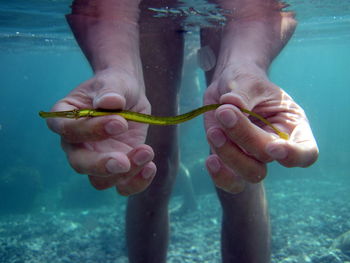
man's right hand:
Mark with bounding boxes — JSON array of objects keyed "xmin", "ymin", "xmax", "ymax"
[{"xmin": 46, "ymin": 68, "xmax": 156, "ymax": 196}]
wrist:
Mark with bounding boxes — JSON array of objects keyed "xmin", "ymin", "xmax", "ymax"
[
  {"xmin": 208, "ymin": 62, "xmax": 272, "ymax": 108},
  {"xmin": 67, "ymin": 14, "xmax": 141, "ymax": 73},
  {"xmin": 93, "ymin": 66, "xmax": 146, "ymax": 94},
  {"xmin": 212, "ymin": 59, "xmax": 269, "ymax": 84},
  {"xmin": 213, "ymin": 11, "xmax": 296, "ymax": 78},
  {"xmin": 67, "ymin": 0, "xmax": 142, "ymax": 73}
]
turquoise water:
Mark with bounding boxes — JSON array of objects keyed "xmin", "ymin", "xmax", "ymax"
[{"xmin": 1, "ymin": 1, "xmax": 350, "ymax": 262}]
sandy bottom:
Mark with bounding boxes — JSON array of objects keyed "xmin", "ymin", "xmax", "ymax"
[{"xmin": 1, "ymin": 177, "xmax": 349, "ymax": 263}]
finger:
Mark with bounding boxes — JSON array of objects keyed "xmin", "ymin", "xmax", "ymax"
[
  {"xmin": 215, "ymin": 104, "xmax": 276, "ymax": 163},
  {"xmin": 62, "ymin": 140, "xmax": 131, "ymax": 176},
  {"xmin": 206, "ymin": 155, "xmax": 245, "ymax": 194},
  {"xmin": 207, "ymin": 127, "xmax": 267, "ymax": 183},
  {"xmin": 89, "ymin": 161, "xmax": 156, "ymax": 193},
  {"xmin": 92, "ymin": 92, "xmax": 126, "ymax": 110},
  {"xmin": 266, "ymin": 121, "xmax": 319, "ymax": 167},
  {"xmin": 115, "ymin": 162, "xmax": 157, "ymax": 196},
  {"xmin": 88, "ymin": 145, "xmax": 155, "ymax": 190},
  {"xmin": 48, "ymin": 100, "xmax": 128, "ymax": 143},
  {"xmin": 53, "ymin": 116, "xmax": 128, "ymax": 143},
  {"xmin": 66, "ymin": 77, "xmax": 127, "ymax": 110}
]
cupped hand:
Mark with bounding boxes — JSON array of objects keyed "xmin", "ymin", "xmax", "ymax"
[
  {"xmin": 204, "ymin": 65, "xmax": 318, "ymax": 193},
  {"xmin": 47, "ymin": 68, "xmax": 156, "ymax": 196}
]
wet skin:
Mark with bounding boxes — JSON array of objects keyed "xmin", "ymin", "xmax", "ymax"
[{"xmin": 45, "ymin": 0, "xmax": 319, "ymax": 262}]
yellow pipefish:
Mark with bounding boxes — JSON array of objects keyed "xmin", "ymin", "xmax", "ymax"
[{"xmin": 39, "ymin": 104, "xmax": 289, "ymax": 140}]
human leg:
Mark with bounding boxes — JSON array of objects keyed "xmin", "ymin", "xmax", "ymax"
[
  {"xmin": 200, "ymin": 22, "xmax": 272, "ymax": 263},
  {"xmin": 216, "ymin": 184, "xmax": 270, "ymax": 263},
  {"xmin": 126, "ymin": 1, "xmax": 185, "ymax": 262},
  {"xmin": 200, "ymin": 1, "xmax": 299, "ymax": 261}
]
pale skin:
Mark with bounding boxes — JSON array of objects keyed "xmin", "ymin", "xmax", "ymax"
[
  {"xmin": 46, "ymin": 0, "xmax": 318, "ymax": 262},
  {"xmin": 203, "ymin": 1, "xmax": 318, "ymax": 192}
]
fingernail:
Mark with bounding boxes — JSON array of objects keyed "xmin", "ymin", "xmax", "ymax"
[
  {"xmin": 208, "ymin": 129, "xmax": 226, "ymax": 148},
  {"xmin": 266, "ymin": 145, "xmax": 287, "ymax": 159},
  {"xmin": 142, "ymin": 166, "xmax": 155, "ymax": 180},
  {"xmin": 105, "ymin": 120, "xmax": 126, "ymax": 135},
  {"xmin": 94, "ymin": 93, "xmax": 112, "ymax": 107},
  {"xmin": 106, "ymin": 159, "xmax": 128, "ymax": 174},
  {"xmin": 132, "ymin": 150, "xmax": 152, "ymax": 166},
  {"xmin": 217, "ymin": 109, "xmax": 237, "ymax": 128},
  {"xmin": 207, "ymin": 157, "xmax": 221, "ymax": 174},
  {"xmin": 93, "ymin": 92, "xmax": 124, "ymax": 109},
  {"xmin": 95, "ymin": 92, "xmax": 116, "ymax": 100}
]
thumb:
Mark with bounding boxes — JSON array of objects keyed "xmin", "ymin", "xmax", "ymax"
[
  {"xmin": 219, "ymin": 91, "xmax": 250, "ymax": 110},
  {"xmin": 93, "ymin": 92, "xmax": 126, "ymax": 110}
]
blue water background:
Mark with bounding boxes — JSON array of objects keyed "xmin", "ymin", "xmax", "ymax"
[{"xmin": 0, "ymin": 0, "xmax": 350, "ymax": 261}]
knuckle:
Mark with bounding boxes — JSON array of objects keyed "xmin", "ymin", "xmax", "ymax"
[
  {"xmin": 89, "ymin": 176, "xmax": 110, "ymax": 190},
  {"xmin": 60, "ymin": 123, "xmax": 80, "ymax": 143},
  {"xmin": 66, "ymin": 154, "xmax": 85, "ymax": 175},
  {"xmin": 258, "ymin": 154, "xmax": 274, "ymax": 163},
  {"xmin": 115, "ymin": 180, "xmax": 135, "ymax": 196},
  {"xmin": 227, "ymin": 115, "xmax": 251, "ymax": 140},
  {"xmin": 236, "ymin": 132, "xmax": 256, "ymax": 148},
  {"xmin": 116, "ymin": 187, "xmax": 131, "ymax": 196},
  {"xmin": 243, "ymin": 165, "xmax": 267, "ymax": 183}
]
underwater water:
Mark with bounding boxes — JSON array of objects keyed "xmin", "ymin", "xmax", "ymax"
[{"xmin": 1, "ymin": 0, "xmax": 350, "ymax": 262}]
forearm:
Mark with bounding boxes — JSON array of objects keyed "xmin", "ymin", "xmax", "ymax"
[
  {"xmin": 215, "ymin": 0, "xmax": 296, "ymax": 76},
  {"xmin": 66, "ymin": 0, "xmax": 142, "ymax": 73}
]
